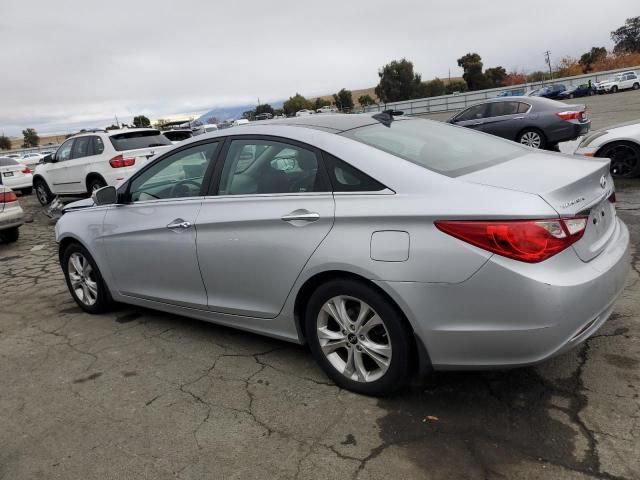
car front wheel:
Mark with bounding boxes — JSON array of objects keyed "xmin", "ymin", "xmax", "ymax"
[
  {"xmin": 34, "ymin": 179, "xmax": 53, "ymax": 206},
  {"xmin": 597, "ymin": 141, "xmax": 640, "ymax": 178},
  {"xmin": 517, "ymin": 129, "xmax": 546, "ymax": 149},
  {"xmin": 88, "ymin": 177, "xmax": 107, "ymax": 193},
  {"xmin": 611, "ymin": 86, "xmax": 619, "ymax": 93},
  {"xmin": 305, "ymin": 279, "xmax": 412, "ymax": 396},
  {"xmin": 62, "ymin": 243, "xmax": 113, "ymax": 313}
]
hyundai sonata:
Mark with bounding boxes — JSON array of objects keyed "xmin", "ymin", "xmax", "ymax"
[{"xmin": 55, "ymin": 113, "xmax": 630, "ymax": 396}]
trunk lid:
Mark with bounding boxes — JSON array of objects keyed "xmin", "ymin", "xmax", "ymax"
[
  {"xmin": 121, "ymin": 145, "xmax": 172, "ymax": 168},
  {"xmin": 460, "ymin": 152, "xmax": 615, "ymax": 262}
]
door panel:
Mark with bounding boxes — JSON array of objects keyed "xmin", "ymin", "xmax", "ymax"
[
  {"xmin": 103, "ymin": 199, "xmax": 207, "ymax": 308},
  {"xmin": 195, "ymin": 194, "xmax": 334, "ymax": 318}
]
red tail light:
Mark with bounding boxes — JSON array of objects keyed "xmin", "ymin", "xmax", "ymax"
[
  {"xmin": 0, "ymin": 191, "xmax": 18, "ymax": 203},
  {"xmin": 435, "ymin": 218, "xmax": 588, "ymax": 263},
  {"xmin": 109, "ymin": 155, "xmax": 135, "ymax": 168},
  {"xmin": 22, "ymin": 167, "xmax": 32, "ymax": 174},
  {"xmin": 556, "ymin": 111, "xmax": 581, "ymax": 120}
]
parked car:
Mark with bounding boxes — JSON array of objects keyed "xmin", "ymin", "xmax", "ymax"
[
  {"xmin": 55, "ymin": 113, "xmax": 628, "ymax": 396},
  {"xmin": 574, "ymin": 120, "xmax": 640, "ymax": 178},
  {"xmin": 193, "ymin": 125, "xmax": 219, "ymax": 136},
  {"xmin": 295, "ymin": 109, "xmax": 314, "ymax": 116},
  {"xmin": 255, "ymin": 113, "xmax": 274, "ymax": 121},
  {"xmin": 316, "ymin": 106, "xmax": 338, "ymax": 113},
  {"xmin": 162, "ymin": 129, "xmax": 193, "ymax": 144},
  {"xmin": 496, "ymin": 88, "xmax": 525, "ymax": 97},
  {"xmin": 0, "ymin": 185, "xmax": 24, "ymax": 244},
  {"xmin": 595, "ymin": 71, "xmax": 639, "ymax": 94},
  {"xmin": 0, "ymin": 157, "xmax": 33, "ymax": 195},
  {"xmin": 5, "ymin": 154, "xmax": 21, "ymax": 159},
  {"xmin": 557, "ymin": 84, "xmax": 594, "ymax": 99},
  {"xmin": 33, "ymin": 128, "xmax": 173, "ymax": 206},
  {"xmin": 529, "ymin": 84, "xmax": 567, "ymax": 99},
  {"xmin": 19, "ymin": 152, "xmax": 47, "ymax": 167},
  {"xmin": 448, "ymin": 97, "xmax": 590, "ymax": 149}
]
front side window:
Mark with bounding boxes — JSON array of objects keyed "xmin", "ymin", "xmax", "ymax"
[
  {"xmin": 56, "ymin": 139, "xmax": 74, "ymax": 162},
  {"xmin": 129, "ymin": 142, "xmax": 219, "ymax": 202},
  {"xmin": 455, "ymin": 104, "xmax": 487, "ymax": 122},
  {"xmin": 341, "ymin": 118, "xmax": 525, "ymax": 177},
  {"xmin": 218, "ymin": 139, "xmax": 328, "ymax": 195}
]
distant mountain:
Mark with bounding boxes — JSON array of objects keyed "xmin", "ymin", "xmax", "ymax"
[{"xmin": 196, "ymin": 101, "xmax": 284, "ymax": 124}]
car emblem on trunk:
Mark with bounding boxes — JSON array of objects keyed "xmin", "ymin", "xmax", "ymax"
[{"xmin": 599, "ymin": 175, "xmax": 607, "ymax": 189}]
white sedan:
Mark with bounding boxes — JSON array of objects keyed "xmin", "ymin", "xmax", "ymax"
[
  {"xmin": 574, "ymin": 121, "xmax": 640, "ymax": 178},
  {"xmin": 0, "ymin": 157, "xmax": 34, "ymax": 194},
  {"xmin": 19, "ymin": 152, "xmax": 45, "ymax": 167}
]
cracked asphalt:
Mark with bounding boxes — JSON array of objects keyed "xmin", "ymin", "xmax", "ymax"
[{"xmin": 0, "ymin": 179, "xmax": 638, "ymax": 479}]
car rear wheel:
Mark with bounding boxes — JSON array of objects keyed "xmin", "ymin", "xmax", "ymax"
[
  {"xmin": 597, "ymin": 141, "xmax": 640, "ymax": 178},
  {"xmin": 87, "ymin": 177, "xmax": 107, "ymax": 194},
  {"xmin": 0, "ymin": 227, "xmax": 19, "ymax": 244},
  {"xmin": 305, "ymin": 279, "xmax": 412, "ymax": 396},
  {"xmin": 517, "ymin": 129, "xmax": 546, "ymax": 149},
  {"xmin": 62, "ymin": 243, "xmax": 113, "ymax": 314},
  {"xmin": 34, "ymin": 178, "xmax": 53, "ymax": 206}
]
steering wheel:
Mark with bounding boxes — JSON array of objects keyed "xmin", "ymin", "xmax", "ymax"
[{"xmin": 170, "ymin": 179, "xmax": 201, "ymax": 197}]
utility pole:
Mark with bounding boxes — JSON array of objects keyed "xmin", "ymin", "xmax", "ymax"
[
  {"xmin": 544, "ymin": 50, "xmax": 553, "ymax": 81},
  {"xmin": 114, "ymin": 115, "xmax": 120, "ymax": 128}
]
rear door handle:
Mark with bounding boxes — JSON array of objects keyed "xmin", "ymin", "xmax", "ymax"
[
  {"xmin": 167, "ymin": 218, "xmax": 192, "ymax": 230},
  {"xmin": 281, "ymin": 210, "xmax": 320, "ymax": 223}
]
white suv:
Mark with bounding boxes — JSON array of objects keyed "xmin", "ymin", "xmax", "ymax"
[
  {"xmin": 33, "ymin": 128, "xmax": 173, "ymax": 206},
  {"xmin": 596, "ymin": 71, "xmax": 640, "ymax": 93}
]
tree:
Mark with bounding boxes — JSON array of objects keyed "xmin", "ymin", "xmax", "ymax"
[
  {"xmin": 357, "ymin": 94, "xmax": 376, "ymax": 106},
  {"xmin": 283, "ymin": 93, "xmax": 313, "ymax": 116},
  {"xmin": 527, "ymin": 71, "xmax": 550, "ymax": 82},
  {"xmin": 0, "ymin": 135, "xmax": 11, "ymax": 150},
  {"xmin": 242, "ymin": 110, "xmax": 255, "ymax": 120},
  {"xmin": 153, "ymin": 119, "xmax": 168, "ymax": 130},
  {"xmin": 611, "ymin": 16, "xmax": 640, "ymax": 53},
  {"xmin": 314, "ymin": 97, "xmax": 331, "ymax": 110},
  {"xmin": 579, "ymin": 47, "xmax": 607, "ymax": 72},
  {"xmin": 256, "ymin": 104, "xmax": 275, "ymax": 115},
  {"xmin": 424, "ymin": 78, "xmax": 445, "ymax": 97},
  {"xmin": 503, "ymin": 71, "xmax": 527, "ymax": 86},
  {"xmin": 555, "ymin": 56, "xmax": 583, "ymax": 78},
  {"xmin": 374, "ymin": 58, "xmax": 425, "ymax": 103},
  {"xmin": 484, "ymin": 66, "xmax": 507, "ymax": 88},
  {"xmin": 22, "ymin": 128, "xmax": 39, "ymax": 148},
  {"xmin": 457, "ymin": 53, "xmax": 486, "ymax": 91},
  {"xmin": 132, "ymin": 115, "xmax": 151, "ymax": 128},
  {"xmin": 105, "ymin": 124, "xmax": 119, "ymax": 130},
  {"xmin": 333, "ymin": 88, "xmax": 354, "ymax": 112},
  {"xmin": 445, "ymin": 80, "xmax": 468, "ymax": 95}
]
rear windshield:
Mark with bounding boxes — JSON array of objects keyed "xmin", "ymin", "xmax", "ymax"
[
  {"xmin": 340, "ymin": 118, "xmax": 525, "ymax": 177},
  {"xmin": 0, "ymin": 158, "xmax": 19, "ymax": 166},
  {"xmin": 163, "ymin": 131, "xmax": 192, "ymax": 142},
  {"xmin": 109, "ymin": 130, "xmax": 172, "ymax": 151}
]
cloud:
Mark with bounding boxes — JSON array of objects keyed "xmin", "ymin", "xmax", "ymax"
[{"xmin": 1, "ymin": 0, "xmax": 636, "ymax": 136}]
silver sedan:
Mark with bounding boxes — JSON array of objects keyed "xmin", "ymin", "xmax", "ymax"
[{"xmin": 55, "ymin": 113, "xmax": 630, "ymax": 396}]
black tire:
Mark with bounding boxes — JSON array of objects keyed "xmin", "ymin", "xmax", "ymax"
[
  {"xmin": 305, "ymin": 279, "xmax": 412, "ymax": 396},
  {"xmin": 34, "ymin": 178, "xmax": 53, "ymax": 206},
  {"xmin": 61, "ymin": 243, "xmax": 113, "ymax": 314},
  {"xmin": 568, "ymin": 93, "xmax": 574, "ymax": 99},
  {"xmin": 517, "ymin": 128, "xmax": 547, "ymax": 149},
  {"xmin": 633, "ymin": 83, "xmax": 640, "ymax": 90},
  {"xmin": 20, "ymin": 187, "xmax": 33, "ymax": 195},
  {"xmin": 596, "ymin": 141, "xmax": 640, "ymax": 178},
  {"xmin": 611, "ymin": 85, "xmax": 618, "ymax": 93},
  {"xmin": 0, "ymin": 227, "xmax": 19, "ymax": 244},
  {"xmin": 87, "ymin": 176, "xmax": 107, "ymax": 193}
]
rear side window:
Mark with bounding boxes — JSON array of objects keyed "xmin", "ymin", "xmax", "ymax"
[
  {"xmin": 92, "ymin": 136, "xmax": 105, "ymax": 155},
  {"xmin": 322, "ymin": 153, "xmax": 385, "ymax": 192},
  {"xmin": 109, "ymin": 130, "xmax": 171, "ymax": 151},
  {"xmin": 487, "ymin": 102, "xmax": 520, "ymax": 117},
  {"xmin": 71, "ymin": 136, "xmax": 91, "ymax": 159},
  {"xmin": 341, "ymin": 118, "xmax": 526, "ymax": 177}
]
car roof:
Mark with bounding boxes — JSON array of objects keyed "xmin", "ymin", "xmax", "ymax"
[{"xmin": 259, "ymin": 113, "xmax": 382, "ymax": 133}]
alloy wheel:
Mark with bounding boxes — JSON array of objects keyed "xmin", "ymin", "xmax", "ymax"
[
  {"xmin": 316, "ymin": 295, "xmax": 391, "ymax": 383},
  {"xmin": 68, "ymin": 252, "xmax": 98, "ymax": 306},
  {"xmin": 602, "ymin": 143, "xmax": 640, "ymax": 178},
  {"xmin": 519, "ymin": 131, "xmax": 542, "ymax": 148},
  {"xmin": 36, "ymin": 184, "xmax": 49, "ymax": 205}
]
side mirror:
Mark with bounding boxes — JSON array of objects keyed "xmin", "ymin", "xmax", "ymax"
[
  {"xmin": 43, "ymin": 154, "xmax": 53, "ymax": 163},
  {"xmin": 92, "ymin": 186, "xmax": 117, "ymax": 206}
]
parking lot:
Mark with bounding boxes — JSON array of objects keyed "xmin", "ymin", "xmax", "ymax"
[{"xmin": 1, "ymin": 89, "xmax": 640, "ymax": 478}]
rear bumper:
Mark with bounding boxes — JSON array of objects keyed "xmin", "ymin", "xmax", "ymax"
[
  {"xmin": 376, "ymin": 217, "xmax": 630, "ymax": 369},
  {"xmin": 0, "ymin": 204, "xmax": 25, "ymax": 230},
  {"xmin": 547, "ymin": 121, "xmax": 591, "ymax": 144},
  {"xmin": 3, "ymin": 174, "xmax": 33, "ymax": 190}
]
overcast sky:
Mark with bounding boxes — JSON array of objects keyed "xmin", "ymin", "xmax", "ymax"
[{"xmin": 1, "ymin": 0, "xmax": 637, "ymax": 137}]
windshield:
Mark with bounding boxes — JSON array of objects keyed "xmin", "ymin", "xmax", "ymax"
[
  {"xmin": 340, "ymin": 118, "xmax": 526, "ymax": 177},
  {"xmin": 109, "ymin": 130, "xmax": 172, "ymax": 151}
]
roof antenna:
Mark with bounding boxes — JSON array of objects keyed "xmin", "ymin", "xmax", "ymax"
[{"xmin": 371, "ymin": 109, "xmax": 404, "ymax": 127}]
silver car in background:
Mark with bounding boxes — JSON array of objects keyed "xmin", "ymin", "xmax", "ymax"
[
  {"xmin": 0, "ymin": 185, "xmax": 24, "ymax": 243},
  {"xmin": 55, "ymin": 113, "xmax": 629, "ymax": 396}
]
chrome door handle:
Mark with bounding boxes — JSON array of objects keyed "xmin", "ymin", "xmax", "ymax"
[
  {"xmin": 167, "ymin": 219, "xmax": 192, "ymax": 230},
  {"xmin": 281, "ymin": 210, "xmax": 320, "ymax": 223},
  {"xmin": 513, "ymin": 116, "xmax": 524, "ymax": 120}
]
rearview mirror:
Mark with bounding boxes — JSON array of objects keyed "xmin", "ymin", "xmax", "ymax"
[{"xmin": 92, "ymin": 186, "xmax": 117, "ymax": 206}]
